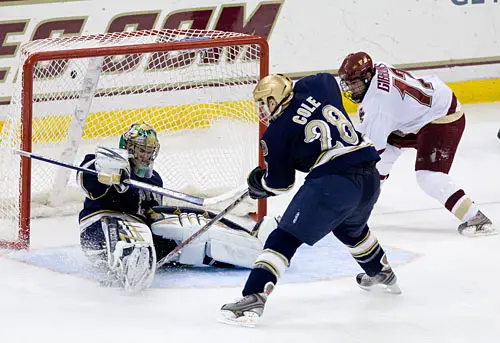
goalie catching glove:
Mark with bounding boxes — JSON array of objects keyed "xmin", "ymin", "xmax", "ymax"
[
  {"xmin": 247, "ymin": 166, "xmax": 275, "ymax": 199},
  {"xmin": 95, "ymin": 147, "xmax": 131, "ymax": 192}
]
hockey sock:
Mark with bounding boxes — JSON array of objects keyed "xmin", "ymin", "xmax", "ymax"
[
  {"xmin": 416, "ymin": 170, "xmax": 479, "ymax": 222},
  {"xmin": 242, "ymin": 228, "xmax": 302, "ymax": 296},
  {"xmin": 334, "ymin": 225, "xmax": 387, "ymax": 277},
  {"xmin": 444, "ymin": 189, "xmax": 480, "ymax": 222}
]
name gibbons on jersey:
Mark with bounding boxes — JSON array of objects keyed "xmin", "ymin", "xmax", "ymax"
[
  {"xmin": 260, "ymin": 73, "xmax": 379, "ymax": 195},
  {"xmin": 376, "ymin": 63, "xmax": 391, "ymax": 93}
]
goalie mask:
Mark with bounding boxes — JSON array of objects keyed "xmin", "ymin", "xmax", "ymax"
[
  {"xmin": 119, "ymin": 122, "xmax": 160, "ymax": 178},
  {"xmin": 253, "ymin": 74, "xmax": 294, "ymax": 126},
  {"xmin": 339, "ymin": 51, "xmax": 374, "ymax": 104}
]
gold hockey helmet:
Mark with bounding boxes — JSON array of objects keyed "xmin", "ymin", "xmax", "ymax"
[{"xmin": 253, "ymin": 74, "xmax": 294, "ymax": 125}]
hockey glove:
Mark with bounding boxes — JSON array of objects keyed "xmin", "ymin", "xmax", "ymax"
[
  {"xmin": 387, "ymin": 131, "xmax": 417, "ymax": 149},
  {"xmin": 95, "ymin": 147, "xmax": 131, "ymax": 193},
  {"xmin": 247, "ymin": 166, "xmax": 275, "ymax": 199}
]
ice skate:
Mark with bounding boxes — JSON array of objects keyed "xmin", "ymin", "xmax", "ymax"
[
  {"xmin": 217, "ymin": 282, "xmax": 274, "ymax": 327},
  {"xmin": 356, "ymin": 267, "xmax": 401, "ymax": 294},
  {"xmin": 458, "ymin": 211, "xmax": 497, "ymax": 237}
]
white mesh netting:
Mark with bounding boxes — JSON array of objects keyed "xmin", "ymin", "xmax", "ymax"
[{"xmin": 0, "ymin": 29, "xmax": 265, "ymax": 244}]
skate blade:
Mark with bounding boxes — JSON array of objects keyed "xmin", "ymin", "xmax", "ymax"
[
  {"xmin": 359, "ymin": 283, "xmax": 402, "ymax": 295},
  {"xmin": 217, "ymin": 310, "xmax": 259, "ymax": 328},
  {"xmin": 459, "ymin": 226, "xmax": 498, "ymax": 237}
]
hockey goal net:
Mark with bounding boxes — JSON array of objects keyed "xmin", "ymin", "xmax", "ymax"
[{"xmin": 0, "ymin": 29, "xmax": 269, "ymax": 249}]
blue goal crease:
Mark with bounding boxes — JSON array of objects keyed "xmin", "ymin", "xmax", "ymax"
[{"xmin": 7, "ymin": 235, "xmax": 415, "ymax": 289}]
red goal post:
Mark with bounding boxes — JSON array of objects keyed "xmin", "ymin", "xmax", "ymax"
[{"xmin": 0, "ymin": 29, "xmax": 269, "ymax": 249}]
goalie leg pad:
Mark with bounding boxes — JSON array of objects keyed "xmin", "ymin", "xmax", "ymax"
[
  {"xmin": 80, "ymin": 220, "xmax": 109, "ymax": 268},
  {"xmin": 151, "ymin": 211, "xmax": 272, "ymax": 268},
  {"xmin": 98, "ymin": 216, "xmax": 156, "ymax": 292},
  {"xmin": 208, "ymin": 215, "xmax": 280, "ymax": 268},
  {"xmin": 207, "ymin": 226, "xmax": 263, "ymax": 269},
  {"xmin": 151, "ymin": 213, "xmax": 208, "ymax": 265},
  {"xmin": 151, "ymin": 213, "xmax": 210, "ymax": 242}
]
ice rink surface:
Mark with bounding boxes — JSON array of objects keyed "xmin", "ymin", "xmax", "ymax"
[{"xmin": 1, "ymin": 103, "xmax": 499, "ymax": 343}]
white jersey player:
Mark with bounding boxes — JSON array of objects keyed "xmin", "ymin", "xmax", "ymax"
[{"xmin": 338, "ymin": 52, "xmax": 496, "ymax": 236}]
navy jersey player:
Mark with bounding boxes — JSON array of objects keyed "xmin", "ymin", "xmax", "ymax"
[
  {"xmin": 218, "ymin": 73, "xmax": 401, "ymax": 327},
  {"xmin": 78, "ymin": 122, "xmax": 162, "ymax": 291},
  {"xmin": 78, "ymin": 122, "xmax": 274, "ymax": 291}
]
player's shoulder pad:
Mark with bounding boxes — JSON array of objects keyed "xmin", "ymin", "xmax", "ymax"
[
  {"xmin": 318, "ymin": 72, "xmax": 341, "ymax": 92},
  {"xmin": 294, "ymin": 72, "xmax": 338, "ymax": 95},
  {"xmin": 316, "ymin": 72, "xmax": 335, "ymax": 81},
  {"xmin": 374, "ymin": 60, "xmax": 394, "ymax": 69}
]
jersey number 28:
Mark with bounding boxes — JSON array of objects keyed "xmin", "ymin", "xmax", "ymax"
[{"xmin": 304, "ymin": 105, "xmax": 359, "ymax": 150}]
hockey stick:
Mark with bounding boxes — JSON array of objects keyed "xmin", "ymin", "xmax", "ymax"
[
  {"xmin": 14, "ymin": 149, "xmax": 246, "ymax": 207},
  {"xmin": 156, "ymin": 190, "xmax": 249, "ymax": 268}
]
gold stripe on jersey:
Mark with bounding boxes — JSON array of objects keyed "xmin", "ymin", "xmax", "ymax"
[
  {"xmin": 78, "ymin": 158, "xmax": 110, "ymax": 200},
  {"xmin": 431, "ymin": 111, "xmax": 464, "ymax": 125},
  {"xmin": 392, "ymin": 129, "xmax": 420, "ymax": 136},
  {"xmin": 79, "ymin": 175, "xmax": 110, "ymax": 200},
  {"xmin": 262, "ymin": 178, "xmax": 294, "ymax": 195},
  {"xmin": 311, "ymin": 141, "xmax": 374, "ymax": 171}
]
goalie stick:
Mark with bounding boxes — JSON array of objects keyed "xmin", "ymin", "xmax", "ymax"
[
  {"xmin": 14, "ymin": 149, "xmax": 247, "ymax": 207},
  {"xmin": 155, "ymin": 189, "xmax": 249, "ymax": 268}
]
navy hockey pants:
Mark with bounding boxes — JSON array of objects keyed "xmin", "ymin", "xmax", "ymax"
[{"xmin": 278, "ymin": 162, "xmax": 380, "ymax": 246}]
